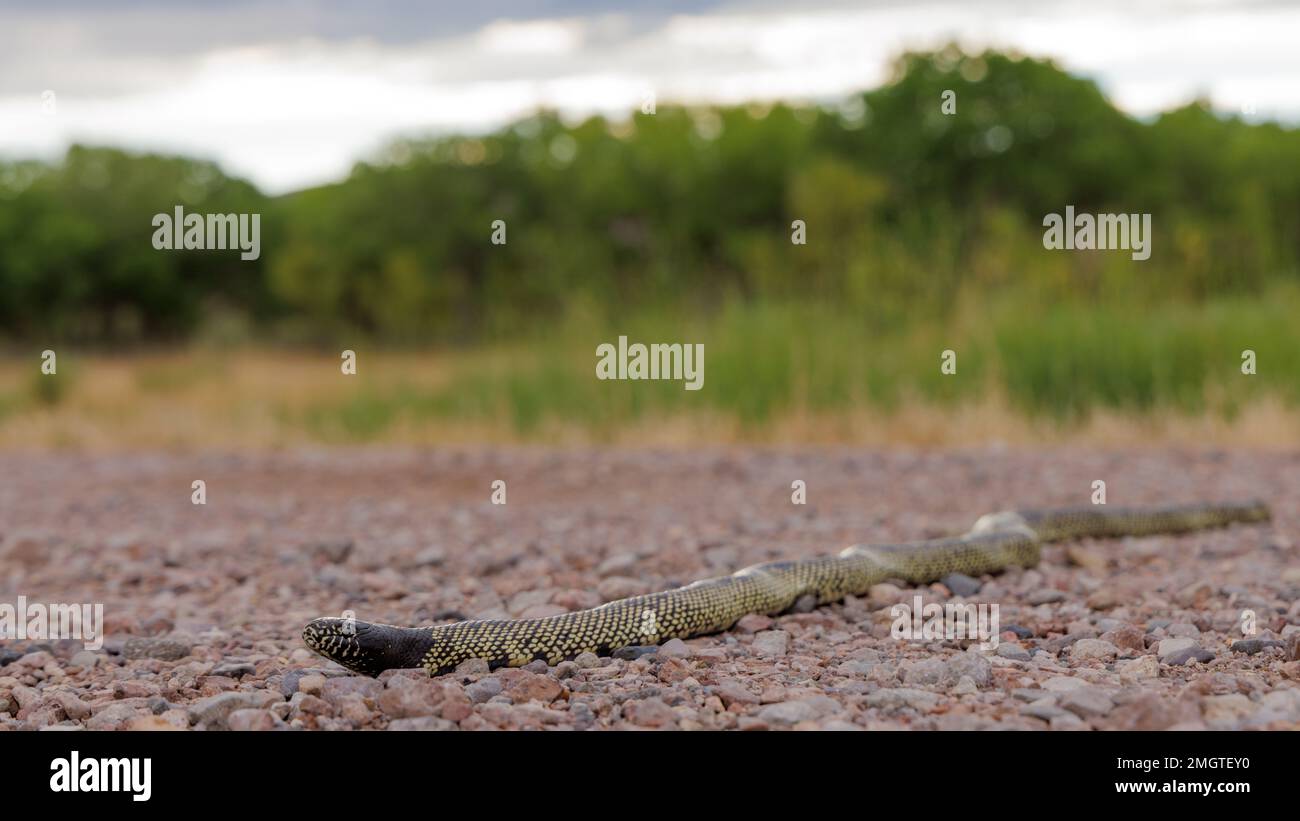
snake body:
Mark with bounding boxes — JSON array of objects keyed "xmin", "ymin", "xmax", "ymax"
[{"xmin": 303, "ymin": 501, "xmax": 1270, "ymax": 677}]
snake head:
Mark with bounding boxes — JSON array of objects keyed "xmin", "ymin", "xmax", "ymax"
[{"xmin": 302, "ymin": 617, "xmax": 429, "ymax": 677}]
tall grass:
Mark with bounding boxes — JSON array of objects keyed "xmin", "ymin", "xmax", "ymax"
[{"xmin": 291, "ymin": 286, "xmax": 1300, "ymax": 439}]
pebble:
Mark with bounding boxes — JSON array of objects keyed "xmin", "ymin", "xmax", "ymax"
[
  {"xmin": 1156, "ymin": 638, "xmax": 1198, "ymax": 661},
  {"xmin": 1070, "ymin": 639, "xmax": 1118, "ymax": 661},
  {"xmin": 941, "ymin": 573, "xmax": 982, "ymax": 597},
  {"xmin": 1165, "ymin": 647, "xmax": 1216, "ymax": 666},
  {"xmin": 657, "ymin": 638, "xmax": 691, "ymax": 658},
  {"xmin": 751, "ymin": 630, "xmax": 790, "ymax": 657},
  {"xmin": 1231, "ymin": 639, "xmax": 1285, "ymax": 655},
  {"xmin": 187, "ymin": 691, "xmax": 282, "ymax": 729},
  {"xmin": 123, "ymin": 636, "xmax": 192, "ymax": 661},
  {"xmin": 996, "ymin": 643, "xmax": 1032, "ymax": 661},
  {"xmin": 573, "ymin": 652, "xmax": 602, "ymax": 669},
  {"xmin": 1027, "ymin": 588, "xmax": 1066, "ymax": 605},
  {"xmin": 865, "ymin": 688, "xmax": 939, "ymax": 712},
  {"xmin": 1059, "ymin": 687, "xmax": 1114, "ymax": 718},
  {"xmin": 612, "ymin": 645, "xmax": 658, "ymax": 661},
  {"xmin": 623, "ymin": 697, "xmax": 677, "ymax": 728},
  {"xmin": 505, "ymin": 672, "xmax": 562, "ymax": 704},
  {"xmin": 465, "ymin": 678, "xmax": 503, "ymax": 704}
]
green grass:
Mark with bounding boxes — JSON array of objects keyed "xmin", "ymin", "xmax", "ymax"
[{"xmin": 291, "ymin": 286, "xmax": 1300, "ymax": 440}]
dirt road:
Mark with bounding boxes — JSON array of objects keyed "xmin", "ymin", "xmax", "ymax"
[{"xmin": 2, "ymin": 447, "xmax": 1297, "ymax": 730}]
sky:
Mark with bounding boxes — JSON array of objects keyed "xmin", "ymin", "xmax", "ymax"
[{"xmin": 1, "ymin": 0, "xmax": 1296, "ymax": 193}]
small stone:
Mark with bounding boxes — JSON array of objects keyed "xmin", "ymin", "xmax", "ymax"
[
  {"xmin": 312, "ymin": 538, "xmax": 354, "ymax": 563},
  {"xmin": 941, "ymin": 573, "xmax": 982, "ymax": 597},
  {"xmin": 227, "ymin": 709, "xmax": 281, "ymax": 731},
  {"xmin": 757, "ymin": 696, "xmax": 838, "ymax": 726},
  {"xmin": 211, "ymin": 663, "xmax": 255, "ymax": 679},
  {"xmin": 123, "ymin": 636, "xmax": 192, "ymax": 661},
  {"xmin": 950, "ymin": 675, "xmax": 978, "ymax": 696},
  {"xmin": 1166, "ymin": 647, "xmax": 1216, "ymax": 666},
  {"xmin": 573, "ymin": 652, "xmax": 601, "ymax": 669},
  {"xmin": 388, "ymin": 716, "xmax": 458, "ymax": 731},
  {"xmin": 554, "ymin": 661, "xmax": 578, "ymax": 679},
  {"xmin": 612, "ymin": 645, "xmax": 658, "ymax": 661},
  {"xmin": 1070, "ymin": 639, "xmax": 1119, "ymax": 661},
  {"xmin": 298, "ymin": 674, "xmax": 327, "ymax": 695},
  {"xmin": 1001, "ymin": 624, "xmax": 1034, "ymax": 640},
  {"xmin": 1118, "ymin": 656, "xmax": 1160, "ymax": 682},
  {"xmin": 792, "ymin": 594, "xmax": 818, "ymax": 613},
  {"xmin": 623, "ymin": 697, "xmax": 677, "ymax": 728},
  {"xmin": 714, "ymin": 680, "xmax": 760, "ymax": 706},
  {"xmin": 735, "ymin": 614, "xmax": 774, "ymax": 633},
  {"xmin": 1156, "ymin": 638, "xmax": 1198, "ymax": 662},
  {"xmin": 1020, "ymin": 698, "xmax": 1066, "ymax": 721},
  {"xmin": 996, "ymin": 643, "xmax": 1031, "ymax": 661},
  {"xmin": 1060, "ymin": 687, "xmax": 1114, "ymax": 718},
  {"xmin": 408, "ymin": 546, "xmax": 446, "ymax": 567},
  {"xmin": 596, "ymin": 552, "xmax": 639, "ymax": 577},
  {"xmin": 1027, "ymin": 588, "xmax": 1066, "ymax": 605},
  {"xmin": 751, "ymin": 630, "xmax": 790, "ymax": 657},
  {"xmin": 505, "ymin": 672, "xmax": 561, "ymax": 703},
  {"xmin": 1041, "ymin": 676, "xmax": 1088, "ymax": 693},
  {"xmin": 944, "ymin": 653, "xmax": 992, "ymax": 688},
  {"xmin": 187, "ymin": 691, "xmax": 282, "ymax": 729},
  {"xmin": 1067, "ymin": 546, "xmax": 1108, "ymax": 574},
  {"xmin": 864, "ymin": 688, "xmax": 939, "ymax": 713},
  {"xmin": 1232, "ymin": 639, "xmax": 1285, "ymax": 655},
  {"xmin": 657, "ymin": 638, "xmax": 691, "ymax": 659},
  {"xmin": 454, "ymin": 658, "xmax": 491, "ymax": 676},
  {"xmin": 68, "ymin": 651, "xmax": 101, "ymax": 669},
  {"xmin": 465, "ymin": 678, "xmax": 503, "ymax": 704}
]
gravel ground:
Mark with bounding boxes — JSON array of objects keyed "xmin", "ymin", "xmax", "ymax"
[{"xmin": 1, "ymin": 446, "xmax": 1298, "ymax": 731}]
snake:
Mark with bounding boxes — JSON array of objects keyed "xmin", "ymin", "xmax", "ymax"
[{"xmin": 302, "ymin": 500, "xmax": 1270, "ymax": 677}]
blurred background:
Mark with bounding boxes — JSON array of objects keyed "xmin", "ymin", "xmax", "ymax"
[{"xmin": 1, "ymin": 0, "xmax": 1298, "ymax": 448}]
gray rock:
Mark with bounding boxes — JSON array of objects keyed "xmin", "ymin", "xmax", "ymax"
[
  {"xmin": 613, "ymin": 645, "xmax": 658, "ymax": 661},
  {"xmin": 1232, "ymin": 639, "xmax": 1286, "ymax": 655},
  {"xmin": 901, "ymin": 658, "xmax": 947, "ymax": 687},
  {"xmin": 945, "ymin": 653, "xmax": 992, "ymax": 688},
  {"xmin": 388, "ymin": 716, "xmax": 459, "ymax": 731},
  {"xmin": 996, "ymin": 643, "xmax": 1032, "ymax": 661},
  {"xmin": 573, "ymin": 652, "xmax": 602, "ymax": 669},
  {"xmin": 751, "ymin": 630, "xmax": 790, "ymax": 657},
  {"xmin": 1156, "ymin": 637, "xmax": 1198, "ymax": 661},
  {"xmin": 465, "ymin": 678, "xmax": 503, "ymax": 704},
  {"xmin": 657, "ymin": 638, "xmax": 691, "ymax": 658},
  {"xmin": 757, "ymin": 696, "xmax": 839, "ymax": 726},
  {"xmin": 123, "ymin": 636, "xmax": 192, "ymax": 661},
  {"xmin": 312, "ymin": 538, "xmax": 354, "ymax": 564},
  {"xmin": 942, "ymin": 573, "xmax": 982, "ymax": 597},
  {"xmin": 865, "ymin": 687, "xmax": 939, "ymax": 712},
  {"xmin": 1020, "ymin": 698, "xmax": 1066, "ymax": 721},
  {"xmin": 1060, "ymin": 687, "xmax": 1115, "ymax": 718},
  {"xmin": 1165, "ymin": 647, "xmax": 1216, "ymax": 666},
  {"xmin": 1027, "ymin": 588, "xmax": 1066, "ymax": 605},
  {"xmin": 187, "ymin": 691, "xmax": 282, "ymax": 729},
  {"xmin": 1070, "ymin": 639, "xmax": 1119, "ymax": 661},
  {"xmin": 211, "ymin": 662, "xmax": 256, "ymax": 679}
]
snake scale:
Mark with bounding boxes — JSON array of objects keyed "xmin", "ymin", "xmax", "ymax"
[{"xmin": 303, "ymin": 500, "xmax": 1270, "ymax": 676}]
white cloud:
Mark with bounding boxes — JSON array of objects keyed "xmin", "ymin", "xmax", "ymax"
[{"xmin": 1, "ymin": 0, "xmax": 1295, "ymax": 192}]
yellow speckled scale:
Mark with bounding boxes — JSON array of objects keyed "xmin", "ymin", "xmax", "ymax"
[{"xmin": 303, "ymin": 501, "xmax": 1269, "ymax": 677}]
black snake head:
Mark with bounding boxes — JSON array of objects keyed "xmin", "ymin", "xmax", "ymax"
[{"xmin": 302, "ymin": 617, "xmax": 431, "ymax": 677}]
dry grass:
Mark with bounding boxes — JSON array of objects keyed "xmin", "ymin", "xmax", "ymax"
[{"xmin": 0, "ymin": 350, "xmax": 1295, "ymax": 451}]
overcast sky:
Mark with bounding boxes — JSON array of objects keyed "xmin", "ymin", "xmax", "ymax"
[{"xmin": 1, "ymin": 0, "xmax": 1296, "ymax": 193}]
